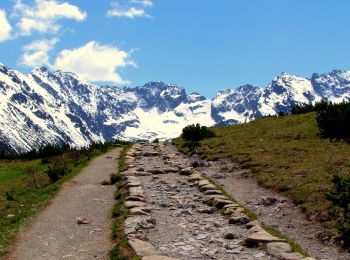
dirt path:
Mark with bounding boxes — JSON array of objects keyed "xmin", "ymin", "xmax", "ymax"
[
  {"xmin": 199, "ymin": 159, "xmax": 350, "ymax": 260},
  {"xmin": 6, "ymin": 148, "xmax": 119, "ymax": 260}
]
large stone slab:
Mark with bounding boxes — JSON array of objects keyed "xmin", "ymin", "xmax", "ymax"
[
  {"xmin": 188, "ymin": 174, "xmax": 203, "ymax": 183},
  {"xmin": 129, "ymin": 238, "xmax": 157, "ymax": 256},
  {"xmin": 125, "ymin": 201, "xmax": 146, "ymax": 209},
  {"xmin": 212, "ymin": 198, "xmax": 233, "ymax": 209},
  {"xmin": 203, "ymin": 189, "xmax": 222, "ymax": 195},
  {"xmin": 279, "ymin": 252, "xmax": 304, "ymax": 260},
  {"xmin": 229, "ymin": 213, "xmax": 250, "ymax": 225},
  {"xmin": 163, "ymin": 167, "xmax": 179, "ymax": 173},
  {"xmin": 142, "ymin": 256, "xmax": 179, "ymax": 260},
  {"xmin": 199, "ymin": 184, "xmax": 218, "ymax": 192},
  {"xmin": 148, "ymin": 169, "xmax": 166, "ymax": 175},
  {"xmin": 266, "ymin": 242, "xmax": 292, "ymax": 256},
  {"xmin": 245, "ymin": 231, "xmax": 285, "ymax": 246},
  {"xmin": 197, "ymin": 180, "xmax": 211, "ymax": 187}
]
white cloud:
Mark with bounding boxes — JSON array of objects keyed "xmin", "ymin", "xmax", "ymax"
[
  {"xmin": 52, "ymin": 41, "xmax": 135, "ymax": 84},
  {"xmin": 0, "ymin": 9, "xmax": 12, "ymax": 42},
  {"xmin": 20, "ymin": 38, "xmax": 58, "ymax": 67},
  {"xmin": 13, "ymin": 0, "xmax": 87, "ymax": 36},
  {"xmin": 107, "ymin": 0, "xmax": 153, "ymax": 19},
  {"xmin": 130, "ymin": 0, "xmax": 153, "ymax": 7},
  {"xmin": 107, "ymin": 7, "xmax": 150, "ymax": 19}
]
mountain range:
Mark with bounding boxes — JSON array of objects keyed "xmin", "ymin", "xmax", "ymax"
[{"xmin": 0, "ymin": 62, "xmax": 349, "ymax": 154}]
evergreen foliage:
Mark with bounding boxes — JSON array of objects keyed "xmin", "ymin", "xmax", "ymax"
[
  {"xmin": 182, "ymin": 123, "xmax": 216, "ymax": 142},
  {"xmin": 316, "ymin": 101, "xmax": 350, "ymax": 139},
  {"xmin": 326, "ymin": 175, "xmax": 350, "ymax": 246}
]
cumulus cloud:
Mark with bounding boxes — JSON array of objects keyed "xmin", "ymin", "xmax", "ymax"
[
  {"xmin": 13, "ymin": 0, "xmax": 87, "ymax": 36},
  {"xmin": 0, "ymin": 9, "xmax": 12, "ymax": 42},
  {"xmin": 107, "ymin": 1, "xmax": 152, "ymax": 19},
  {"xmin": 52, "ymin": 41, "xmax": 135, "ymax": 84},
  {"xmin": 20, "ymin": 38, "xmax": 58, "ymax": 67}
]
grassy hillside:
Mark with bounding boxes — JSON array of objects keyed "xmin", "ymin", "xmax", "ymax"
[{"xmin": 174, "ymin": 112, "xmax": 350, "ymax": 227}]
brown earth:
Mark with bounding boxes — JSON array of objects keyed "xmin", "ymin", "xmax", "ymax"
[{"xmin": 5, "ymin": 148, "xmax": 119, "ymax": 260}]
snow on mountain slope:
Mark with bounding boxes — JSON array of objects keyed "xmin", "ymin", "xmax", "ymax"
[
  {"xmin": 311, "ymin": 70, "xmax": 350, "ymax": 102},
  {"xmin": 0, "ymin": 62, "xmax": 350, "ymax": 153},
  {"xmin": 258, "ymin": 72, "xmax": 321, "ymax": 116}
]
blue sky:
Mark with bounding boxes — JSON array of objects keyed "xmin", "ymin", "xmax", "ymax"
[{"xmin": 0, "ymin": 0, "xmax": 349, "ymax": 97}]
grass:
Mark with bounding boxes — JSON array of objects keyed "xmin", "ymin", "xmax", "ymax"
[
  {"xmin": 174, "ymin": 112, "xmax": 350, "ymax": 230},
  {"xmin": 0, "ymin": 149, "xmax": 111, "ymax": 257},
  {"xmin": 110, "ymin": 144, "xmax": 140, "ymax": 260}
]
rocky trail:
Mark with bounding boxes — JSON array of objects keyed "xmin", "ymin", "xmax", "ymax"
[
  {"xmin": 6, "ymin": 148, "xmax": 120, "ymax": 260},
  {"xmin": 121, "ymin": 142, "xmax": 336, "ymax": 260}
]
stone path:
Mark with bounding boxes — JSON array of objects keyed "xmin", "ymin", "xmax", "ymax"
[
  {"xmin": 122, "ymin": 143, "xmax": 316, "ymax": 260},
  {"xmin": 6, "ymin": 148, "xmax": 120, "ymax": 260}
]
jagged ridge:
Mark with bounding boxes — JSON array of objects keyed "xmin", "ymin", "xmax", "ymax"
[{"xmin": 0, "ymin": 62, "xmax": 349, "ymax": 153}]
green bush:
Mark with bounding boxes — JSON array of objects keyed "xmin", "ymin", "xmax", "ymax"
[
  {"xmin": 316, "ymin": 101, "xmax": 350, "ymax": 139},
  {"xmin": 182, "ymin": 123, "xmax": 215, "ymax": 142},
  {"xmin": 45, "ymin": 160, "xmax": 70, "ymax": 182},
  {"xmin": 326, "ymin": 175, "xmax": 350, "ymax": 247}
]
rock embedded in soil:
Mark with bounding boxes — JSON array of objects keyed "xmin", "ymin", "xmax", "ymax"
[
  {"xmin": 229, "ymin": 214, "xmax": 250, "ymax": 225},
  {"xmin": 128, "ymin": 238, "xmax": 158, "ymax": 256},
  {"xmin": 266, "ymin": 242, "xmax": 292, "ymax": 256},
  {"xmin": 245, "ymin": 231, "xmax": 285, "ymax": 246},
  {"xmin": 125, "ymin": 201, "xmax": 146, "ymax": 209},
  {"xmin": 279, "ymin": 252, "xmax": 304, "ymax": 260},
  {"xmin": 143, "ymin": 255, "xmax": 180, "ymax": 260}
]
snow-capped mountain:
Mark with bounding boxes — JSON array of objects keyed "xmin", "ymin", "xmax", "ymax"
[{"xmin": 0, "ymin": 62, "xmax": 349, "ymax": 153}]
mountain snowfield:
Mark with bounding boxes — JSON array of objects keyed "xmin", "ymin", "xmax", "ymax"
[{"xmin": 0, "ymin": 62, "xmax": 350, "ymax": 153}]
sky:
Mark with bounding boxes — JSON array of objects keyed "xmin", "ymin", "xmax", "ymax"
[{"xmin": 0, "ymin": 0, "xmax": 349, "ymax": 98}]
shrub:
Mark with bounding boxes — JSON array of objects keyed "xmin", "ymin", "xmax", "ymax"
[
  {"xmin": 45, "ymin": 159, "xmax": 70, "ymax": 183},
  {"xmin": 326, "ymin": 175, "xmax": 350, "ymax": 246},
  {"xmin": 182, "ymin": 124, "xmax": 216, "ymax": 142},
  {"xmin": 316, "ymin": 101, "xmax": 350, "ymax": 139}
]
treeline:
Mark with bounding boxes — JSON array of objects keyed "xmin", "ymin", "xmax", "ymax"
[
  {"xmin": 0, "ymin": 139, "xmax": 130, "ymax": 183},
  {"xmin": 0, "ymin": 140, "xmax": 130, "ymax": 160},
  {"xmin": 291, "ymin": 100, "xmax": 350, "ymax": 139}
]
